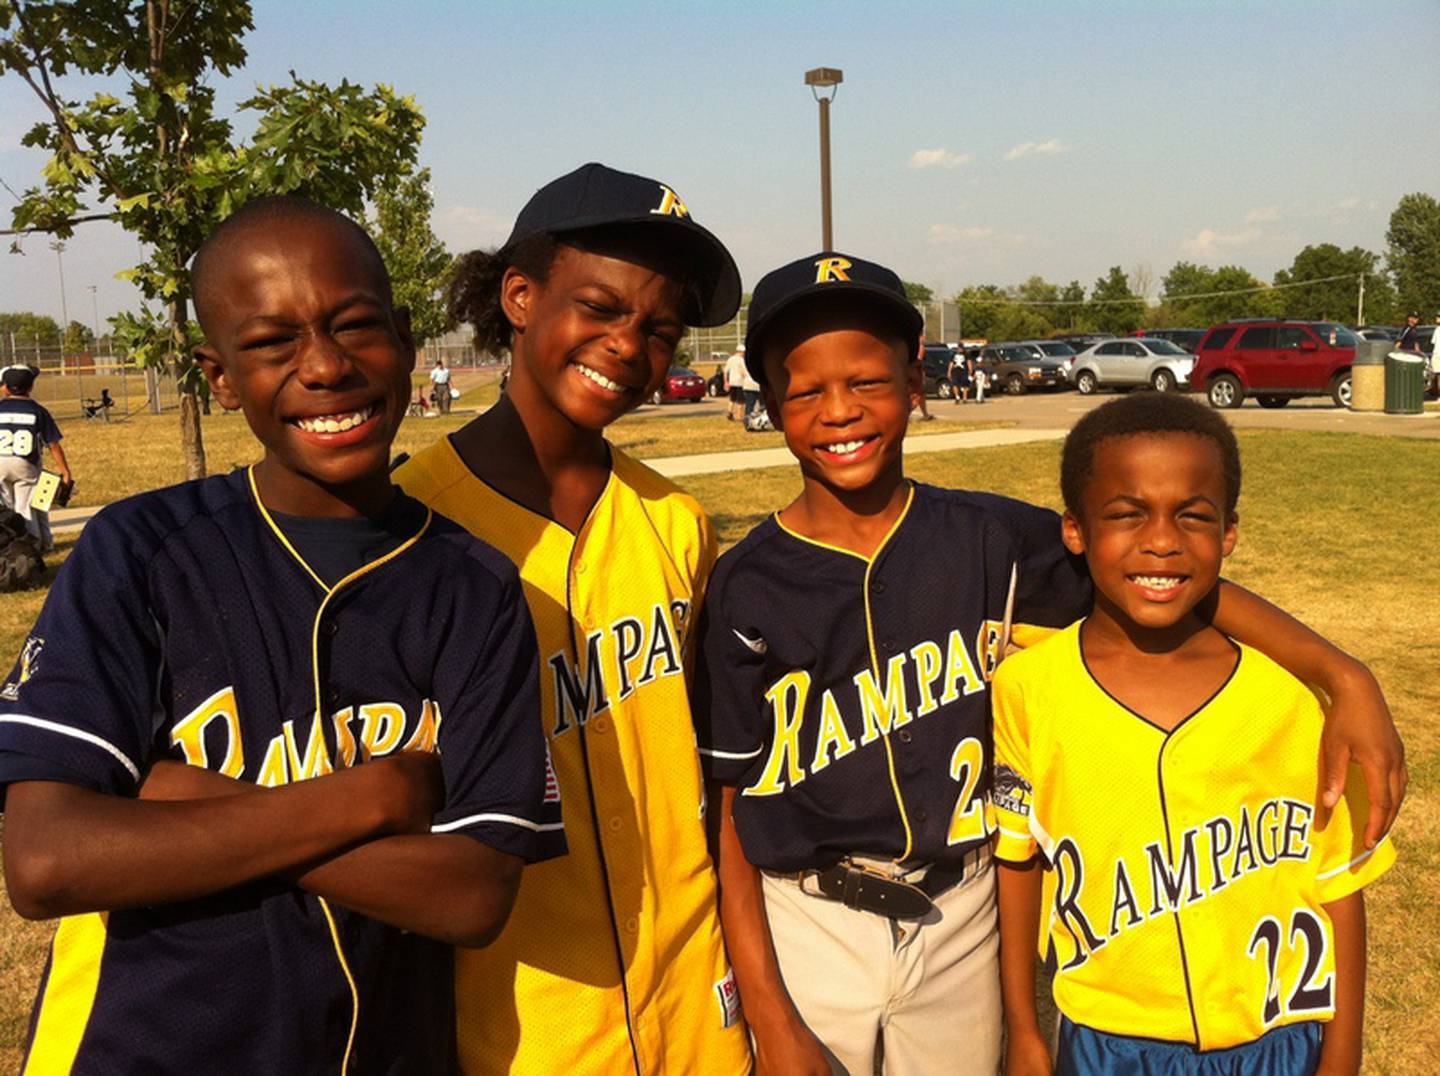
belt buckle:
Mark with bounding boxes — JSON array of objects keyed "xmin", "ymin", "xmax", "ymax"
[{"xmin": 816, "ymin": 858, "xmax": 936, "ymax": 919}]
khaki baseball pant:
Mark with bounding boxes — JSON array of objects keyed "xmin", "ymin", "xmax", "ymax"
[{"xmin": 761, "ymin": 855, "xmax": 1001, "ymax": 1075}]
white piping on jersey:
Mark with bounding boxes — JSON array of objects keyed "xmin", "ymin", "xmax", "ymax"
[
  {"xmin": 0, "ymin": 714, "xmax": 140, "ymax": 782},
  {"xmin": 431, "ymin": 812, "xmax": 567, "ymax": 835},
  {"xmin": 996, "ymin": 825, "xmax": 1032, "ymax": 844},
  {"xmin": 1315, "ymin": 841, "xmax": 1384, "ymax": 881},
  {"xmin": 697, "ymin": 744, "xmax": 765, "ymax": 761}
]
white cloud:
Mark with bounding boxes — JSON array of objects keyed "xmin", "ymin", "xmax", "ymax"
[
  {"xmin": 1003, "ymin": 139, "xmax": 1066, "ymax": 161},
  {"xmin": 434, "ymin": 204, "xmax": 513, "ymax": 248},
  {"xmin": 1180, "ymin": 227, "xmax": 1262, "ymax": 259},
  {"xmin": 909, "ymin": 147, "xmax": 973, "ymax": 170},
  {"xmin": 1243, "ymin": 206, "xmax": 1280, "ymax": 224}
]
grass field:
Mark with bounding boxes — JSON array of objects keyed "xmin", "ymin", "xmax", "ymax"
[{"xmin": 0, "ymin": 425, "xmax": 1436, "ymax": 1072}]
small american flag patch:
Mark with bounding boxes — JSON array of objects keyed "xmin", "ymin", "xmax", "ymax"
[{"xmin": 543, "ymin": 745, "xmax": 561, "ymax": 803}]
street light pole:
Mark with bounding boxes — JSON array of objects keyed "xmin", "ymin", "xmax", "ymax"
[
  {"xmin": 50, "ymin": 240, "xmax": 69, "ymax": 332},
  {"xmin": 88, "ymin": 285, "xmax": 101, "ymax": 351},
  {"xmin": 804, "ymin": 67, "xmax": 843, "ymax": 250}
]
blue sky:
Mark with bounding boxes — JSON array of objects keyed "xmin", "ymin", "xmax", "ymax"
[{"xmin": 2, "ymin": 0, "xmax": 1437, "ymax": 329}]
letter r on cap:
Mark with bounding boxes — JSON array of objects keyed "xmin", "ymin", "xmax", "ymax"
[
  {"xmin": 651, "ymin": 185, "xmax": 690, "ymax": 218},
  {"xmin": 815, "ymin": 257, "xmax": 852, "ymax": 283}
]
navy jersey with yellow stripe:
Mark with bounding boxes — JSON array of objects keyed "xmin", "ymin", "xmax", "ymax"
[
  {"xmin": 692, "ymin": 482, "xmax": 1090, "ymax": 871},
  {"xmin": 0, "ymin": 468, "xmax": 564, "ymax": 1075}
]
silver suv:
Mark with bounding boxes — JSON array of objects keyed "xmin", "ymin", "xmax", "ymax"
[{"xmin": 1070, "ymin": 338, "xmax": 1194, "ymax": 395}]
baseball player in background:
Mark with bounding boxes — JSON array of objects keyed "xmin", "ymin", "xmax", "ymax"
[
  {"xmin": 995, "ymin": 394, "xmax": 1393, "ymax": 1074},
  {"xmin": 691, "ymin": 252, "xmax": 1406, "ymax": 1075},
  {"xmin": 395, "ymin": 163, "xmax": 753, "ymax": 1075},
  {"xmin": 0, "ymin": 198, "xmax": 563, "ymax": 1073},
  {"xmin": 0, "ymin": 364, "xmax": 72, "ymax": 552}
]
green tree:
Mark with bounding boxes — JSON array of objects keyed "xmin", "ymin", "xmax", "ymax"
[
  {"xmin": 902, "ymin": 280, "xmax": 934, "ymax": 304},
  {"xmin": 1055, "ymin": 280, "xmax": 1087, "ymax": 331},
  {"xmin": 1088, "ymin": 266, "xmax": 1141, "ymax": 334},
  {"xmin": 0, "ymin": 310, "xmax": 61, "ymax": 353},
  {"xmin": 953, "ymin": 284, "xmax": 1009, "ymax": 340},
  {"xmin": 1271, "ymin": 244, "xmax": 1384, "ymax": 322},
  {"xmin": 1160, "ymin": 261, "xmax": 1273, "ymax": 325},
  {"xmin": 62, "ymin": 318, "xmax": 93, "ymax": 354},
  {"xmin": 2, "ymin": 0, "xmax": 425, "ymax": 477},
  {"xmin": 1386, "ymin": 192, "xmax": 1440, "ymax": 316},
  {"xmin": 369, "ymin": 166, "xmax": 452, "ymax": 345}
]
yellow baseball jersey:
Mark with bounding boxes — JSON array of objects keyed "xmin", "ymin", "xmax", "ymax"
[
  {"xmin": 396, "ymin": 439, "xmax": 750, "ymax": 1075},
  {"xmin": 991, "ymin": 621, "xmax": 1395, "ymax": 1052}
]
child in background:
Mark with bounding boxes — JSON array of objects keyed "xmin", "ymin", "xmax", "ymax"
[
  {"xmin": 994, "ymin": 393, "xmax": 1393, "ymax": 1075},
  {"xmin": 0, "ymin": 364, "xmax": 72, "ymax": 551}
]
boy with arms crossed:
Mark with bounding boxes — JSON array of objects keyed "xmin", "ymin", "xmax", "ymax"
[
  {"xmin": 0, "ymin": 198, "xmax": 562, "ymax": 1073},
  {"xmin": 994, "ymin": 394, "xmax": 1392, "ymax": 1075},
  {"xmin": 692, "ymin": 253, "xmax": 1404, "ymax": 1075},
  {"xmin": 396, "ymin": 164, "xmax": 752, "ymax": 1074}
]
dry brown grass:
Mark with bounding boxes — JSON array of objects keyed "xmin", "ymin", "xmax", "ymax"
[{"xmin": 1, "ymin": 429, "xmax": 1434, "ymax": 1072}]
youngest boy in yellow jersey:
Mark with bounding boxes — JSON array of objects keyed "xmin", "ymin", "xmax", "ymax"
[{"xmin": 992, "ymin": 393, "xmax": 1395, "ymax": 1076}]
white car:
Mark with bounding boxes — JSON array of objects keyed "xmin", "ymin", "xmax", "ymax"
[{"xmin": 1070, "ymin": 338, "xmax": 1194, "ymax": 394}]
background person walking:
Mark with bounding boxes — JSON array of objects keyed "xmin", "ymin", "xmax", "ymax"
[{"xmin": 0, "ymin": 365, "xmax": 71, "ymax": 553}]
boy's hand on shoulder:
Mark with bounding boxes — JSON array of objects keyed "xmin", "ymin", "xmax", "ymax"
[
  {"xmin": 750, "ymin": 1013, "xmax": 832, "ymax": 1076},
  {"xmin": 1323, "ymin": 662, "xmax": 1406, "ymax": 847},
  {"xmin": 1004, "ymin": 1031, "xmax": 1052, "ymax": 1076}
]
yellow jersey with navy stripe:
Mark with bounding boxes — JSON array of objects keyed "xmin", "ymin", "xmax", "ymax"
[
  {"xmin": 990, "ymin": 621, "xmax": 1395, "ymax": 1051},
  {"xmin": 0, "ymin": 468, "xmax": 563, "ymax": 1075},
  {"xmin": 396, "ymin": 439, "xmax": 751, "ymax": 1076},
  {"xmin": 693, "ymin": 482, "xmax": 1091, "ymax": 871}
]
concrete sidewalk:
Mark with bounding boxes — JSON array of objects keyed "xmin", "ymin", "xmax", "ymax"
[{"xmin": 47, "ymin": 426, "xmax": 1066, "ymax": 535}]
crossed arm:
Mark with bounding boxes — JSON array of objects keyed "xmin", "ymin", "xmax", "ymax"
[{"xmin": 3, "ymin": 755, "xmax": 522, "ymax": 948}]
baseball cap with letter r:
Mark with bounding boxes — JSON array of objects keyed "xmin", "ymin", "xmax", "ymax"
[
  {"xmin": 743, "ymin": 251, "xmax": 924, "ymax": 382},
  {"xmin": 505, "ymin": 162, "xmax": 741, "ymax": 327}
]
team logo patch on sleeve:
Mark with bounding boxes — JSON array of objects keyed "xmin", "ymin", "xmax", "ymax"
[
  {"xmin": 714, "ymin": 968, "xmax": 741, "ymax": 1029},
  {"xmin": 992, "ymin": 763, "xmax": 1032, "ymax": 816},
  {"xmin": 1, "ymin": 635, "xmax": 43, "ymax": 701}
]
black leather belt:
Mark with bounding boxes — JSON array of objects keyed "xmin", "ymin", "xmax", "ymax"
[{"xmin": 808, "ymin": 857, "xmax": 972, "ymax": 920}]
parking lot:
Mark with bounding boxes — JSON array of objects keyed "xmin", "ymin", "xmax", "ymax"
[{"xmin": 661, "ymin": 387, "xmax": 1440, "ymax": 440}]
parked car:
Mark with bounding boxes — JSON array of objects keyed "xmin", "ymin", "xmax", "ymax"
[
  {"xmin": 1017, "ymin": 339, "xmax": 1079, "ymax": 381},
  {"xmin": 1052, "ymin": 333, "xmax": 1111, "ymax": 354},
  {"xmin": 979, "ymin": 343, "xmax": 1070, "ymax": 394},
  {"xmin": 1070, "ymin": 338, "xmax": 1194, "ymax": 395},
  {"xmin": 651, "ymin": 366, "xmax": 707, "ymax": 404},
  {"xmin": 1190, "ymin": 320, "xmax": 1358, "ymax": 409},
  {"xmin": 1131, "ymin": 327, "xmax": 1206, "ymax": 354},
  {"xmin": 1354, "ymin": 326, "xmax": 1398, "ymax": 342},
  {"xmin": 921, "ymin": 343, "xmax": 961, "ymax": 397}
]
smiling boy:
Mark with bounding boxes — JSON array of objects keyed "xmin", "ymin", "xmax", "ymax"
[
  {"xmin": 0, "ymin": 197, "xmax": 562, "ymax": 1073},
  {"xmin": 993, "ymin": 394, "xmax": 1393, "ymax": 1075},
  {"xmin": 692, "ymin": 252, "xmax": 1404, "ymax": 1075}
]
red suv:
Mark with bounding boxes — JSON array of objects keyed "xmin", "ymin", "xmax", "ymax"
[{"xmin": 1190, "ymin": 320, "xmax": 1358, "ymax": 409}]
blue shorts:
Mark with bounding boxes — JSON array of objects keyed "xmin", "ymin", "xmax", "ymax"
[{"xmin": 1056, "ymin": 1017, "xmax": 1322, "ymax": 1076}]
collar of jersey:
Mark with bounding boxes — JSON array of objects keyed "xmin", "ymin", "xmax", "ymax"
[
  {"xmin": 245, "ymin": 464, "xmax": 432, "ymax": 593},
  {"xmin": 771, "ymin": 482, "xmax": 916, "ymax": 564}
]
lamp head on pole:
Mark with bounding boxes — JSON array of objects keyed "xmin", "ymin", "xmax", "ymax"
[{"xmin": 804, "ymin": 66, "xmax": 843, "ymax": 102}]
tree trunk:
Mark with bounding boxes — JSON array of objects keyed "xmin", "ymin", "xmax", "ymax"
[{"xmin": 168, "ymin": 295, "xmax": 206, "ymax": 480}]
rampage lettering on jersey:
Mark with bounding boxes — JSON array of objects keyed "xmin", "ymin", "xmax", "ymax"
[
  {"xmin": 168, "ymin": 685, "xmax": 441, "ymax": 786},
  {"xmin": 743, "ymin": 622, "xmax": 1004, "ymax": 797},
  {"xmin": 547, "ymin": 601, "xmax": 691, "ymax": 736},
  {"xmin": 1048, "ymin": 798, "xmax": 1317, "ymax": 971}
]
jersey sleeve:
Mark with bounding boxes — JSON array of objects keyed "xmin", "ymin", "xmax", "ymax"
[
  {"xmin": 984, "ymin": 495, "xmax": 1092, "ymax": 649},
  {"xmin": 1312, "ymin": 762, "xmax": 1396, "ymax": 904},
  {"xmin": 39, "ymin": 407, "xmax": 61, "ymax": 446},
  {"xmin": 429, "ymin": 565, "xmax": 565, "ymax": 863},
  {"xmin": 683, "ymin": 511, "xmax": 721, "ymax": 674},
  {"xmin": 989, "ymin": 659, "xmax": 1040, "ymax": 864},
  {"xmin": 0, "ymin": 512, "xmax": 159, "ymax": 798},
  {"xmin": 691, "ymin": 562, "xmax": 768, "ymax": 785}
]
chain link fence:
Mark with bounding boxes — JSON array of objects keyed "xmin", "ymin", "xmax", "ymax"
[{"xmin": 1, "ymin": 343, "xmax": 179, "ymax": 423}]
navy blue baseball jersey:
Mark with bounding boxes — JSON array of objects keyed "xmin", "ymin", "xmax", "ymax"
[
  {"xmin": 0, "ymin": 397, "xmax": 62, "ymax": 468},
  {"xmin": 0, "ymin": 467, "xmax": 564, "ymax": 1075},
  {"xmin": 692, "ymin": 482, "xmax": 1091, "ymax": 872}
]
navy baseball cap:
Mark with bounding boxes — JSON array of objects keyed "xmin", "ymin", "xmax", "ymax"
[
  {"xmin": 743, "ymin": 251, "xmax": 924, "ymax": 381},
  {"xmin": 2, "ymin": 365, "xmax": 37, "ymax": 392},
  {"xmin": 505, "ymin": 162, "xmax": 741, "ymax": 327}
]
